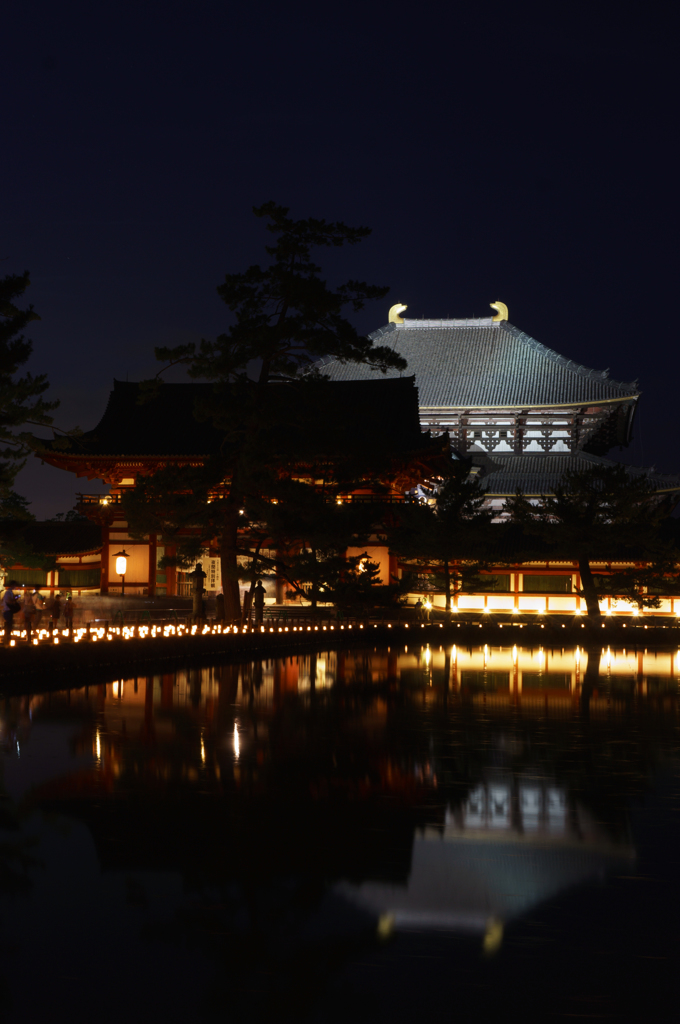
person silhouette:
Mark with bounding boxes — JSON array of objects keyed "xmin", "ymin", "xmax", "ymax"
[{"xmin": 253, "ymin": 580, "xmax": 266, "ymax": 625}]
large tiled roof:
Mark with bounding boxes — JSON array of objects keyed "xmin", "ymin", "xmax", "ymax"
[
  {"xmin": 476, "ymin": 452, "xmax": 680, "ymax": 496},
  {"xmin": 319, "ymin": 318, "xmax": 639, "ymax": 408}
]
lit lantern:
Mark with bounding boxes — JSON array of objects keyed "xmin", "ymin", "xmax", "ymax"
[{"xmin": 114, "ymin": 549, "xmax": 129, "ymax": 595}]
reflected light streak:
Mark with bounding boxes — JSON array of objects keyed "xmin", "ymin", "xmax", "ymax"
[{"xmin": 233, "ymin": 723, "xmax": 240, "ymax": 759}]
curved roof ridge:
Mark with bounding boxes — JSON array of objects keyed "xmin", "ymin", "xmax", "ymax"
[
  {"xmin": 501, "ymin": 323, "xmax": 638, "ymax": 395},
  {"xmin": 367, "ymin": 322, "xmax": 398, "ymax": 343}
]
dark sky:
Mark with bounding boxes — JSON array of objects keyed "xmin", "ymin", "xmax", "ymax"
[{"xmin": 4, "ymin": 0, "xmax": 677, "ymax": 518}]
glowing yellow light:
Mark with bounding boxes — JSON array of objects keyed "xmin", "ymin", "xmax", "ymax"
[
  {"xmin": 606, "ymin": 608, "xmax": 613, "ymax": 616},
  {"xmin": 423, "ymin": 646, "xmax": 431, "ymax": 666},
  {"xmin": 512, "ymin": 645, "xmax": 517, "ymax": 665},
  {"xmin": 115, "ymin": 556, "xmax": 127, "ymax": 576},
  {"xmin": 575, "ymin": 646, "xmax": 581, "ymax": 665},
  {"xmin": 633, "ymin": 609, "xmax": 640, "ymax": 617},
  {"xmin": 483, "ymin": 917, "xmax": 504, "ymax": 956},
  {"xmin": 96, "ymin": 730, "xmax": 101, "ymax": 760},
  {"xmin": 200, "ymin": 736, "xmax": 206, "ymax": 763},
  {"xmin": 233, "ymin": 723, "xmax": 240, "ymax": 758}
]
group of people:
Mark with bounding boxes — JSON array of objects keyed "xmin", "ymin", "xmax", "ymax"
[
  {"xmin": 214, "ymin": 581, "xmax": 267, "ymax": 626},
  {"xmin": 2, "ymin": 582, "xmax": 75, "ymax": 642}
]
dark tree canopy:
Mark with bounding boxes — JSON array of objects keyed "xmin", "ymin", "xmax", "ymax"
[
  {"xmin": 155, "ymin": 201, "xmax": 406, "ymax": 384},
  {"xmin": 0, "ymin": 273, "xmax": 57, "ymax": 494},
  {"xmin": 128, "ymin": 203, "xmax": 407, "ymax": 621},
  {"xmin": 505, "ymin": 463, "xmax": 679, "ymax": 617},
  {"xmin": 388, "ymin": 463, "xmax": 494, "ymax": 615}
]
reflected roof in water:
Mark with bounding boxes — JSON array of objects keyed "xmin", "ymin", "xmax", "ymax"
[{"xmin": 0, "ymin": 644, "xmax": 676, "ymax": 1017}]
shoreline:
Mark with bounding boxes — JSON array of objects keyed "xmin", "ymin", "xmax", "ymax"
[{"xmin": 2, "ymin": 619, "xmax": 680, "ymax": 694}]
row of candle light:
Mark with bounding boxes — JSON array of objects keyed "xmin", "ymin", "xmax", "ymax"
[
  {"xmin": 1, "ymin": 614, "xmax": 669, "ymax": 647},
  {"xmin": 4, "ymin": 622, "xmax": 395, "ymax": 646}
]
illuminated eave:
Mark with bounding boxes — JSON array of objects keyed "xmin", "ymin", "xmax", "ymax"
[{"xmin": 420, "ymin": 395, "xmax": 639, "ymax": 412}]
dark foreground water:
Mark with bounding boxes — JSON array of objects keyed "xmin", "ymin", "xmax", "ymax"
[{"xmin": 1, "ymin": 644, "xmax": 680, "ymax": 1023}]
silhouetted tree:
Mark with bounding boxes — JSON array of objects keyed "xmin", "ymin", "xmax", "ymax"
[
  {"xmin": 505, "ymin": 463, "xmax": 678, "ymax": 618},
  {"xmin": 0, "ymin": 273, "xmax": 57, "ymax": 494},
  {"xmin": 128, "ymin": 203, "xmax": 406, "ymax": 619},
  {"xmin": 388, "ymin": 463, "xmax": 494, "ymax": 616}
]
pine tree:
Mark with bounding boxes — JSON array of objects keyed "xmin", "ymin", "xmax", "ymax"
[
  {"xmin": 388, "ymin": 463, "xmax": 494, "ymax": 616},
  {"xmin": 0, "ymin": 272, "xmax": 57, "ymax": 493},
  {"xmin": 132, "ymin": 203, "xmax": 406, "ymax": 620},
  {"xmin": 505, "ymin": 463, "xmax": 677, "ymax": 618}
]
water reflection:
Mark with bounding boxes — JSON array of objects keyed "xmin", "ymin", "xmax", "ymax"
[{"xmin": 0, "ymin": 644, "xmax": 677, "ymax": 1020}]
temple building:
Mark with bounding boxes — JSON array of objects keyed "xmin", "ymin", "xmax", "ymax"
[
  {"xmin": 33, "ymin": 376, "xmax": 448, "ymax": 597},
  {"xmin": 319, "ymin": 301, "xmax": 680, "ymax": 511}
]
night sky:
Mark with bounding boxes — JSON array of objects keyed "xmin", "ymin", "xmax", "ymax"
[{"xmin": 4, "ymin": 1, "xmax": 677, "ymax": 518}]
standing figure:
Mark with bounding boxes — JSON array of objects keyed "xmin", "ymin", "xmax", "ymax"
[
  {"xmin": 32, "ymin": 588, "xmax": 45, "ymax": 628},
  {"xmin": 64, "ymin": 594, "xmax": 75, "ymax": 634},
  {"xmin": 2, "ymin": 581, "xmax": 21, "ymax": 644},
  {"xmin": 414, "ymin": 598, "xmax": 423, "ymax": 621},
  {"xmin": 253, "ymin": 580, "xmax": 266, "ymax": 625},
  {"xmin": 22, "ymin": 587, "xmax": 37, "ymax": 640},
  {"xmin": 215, "ymin": 589, "xmax": 225, "ymax": 622},
  {"xmin": 51, "ymin": 593, "xmax": 62, "ymax": 630}
]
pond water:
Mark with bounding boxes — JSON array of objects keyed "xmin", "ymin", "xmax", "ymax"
[{"xmin": 1, "ymin": 644, "xmax": 679, "ymax": 1023}]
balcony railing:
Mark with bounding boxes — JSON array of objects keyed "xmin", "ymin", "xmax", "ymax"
[
  {"xmin": 330, "ymin": 495, "xmax": 422, "ymax": 505},
  {"xmin": 76, "ymin": 492, "xmax": 422, "ymax": 509},
  {"xmin": 77, "ymin": 493, "xmax": 123, "ymax": 506}
]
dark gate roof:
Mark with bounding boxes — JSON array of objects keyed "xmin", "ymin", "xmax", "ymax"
[
  {"xmin": 0, "ymin": 520, "xmax": 102, "ymax": 555},
  {"xmin": 38, "ymin": 376, "xmax": 439, "ymax": 460},
  {"xmin": 319, "ymin": 318, "xmax": 639, "ymax": 408}
]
